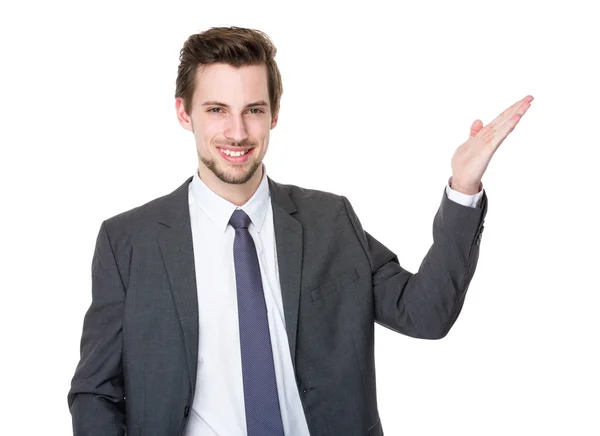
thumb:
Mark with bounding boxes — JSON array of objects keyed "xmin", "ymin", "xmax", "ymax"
[{"xmin": 470, "ymin": 119, "xmax": 483, "ymax": 137}]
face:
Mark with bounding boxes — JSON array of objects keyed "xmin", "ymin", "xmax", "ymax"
[{"xmin": 176, "ymin": 63, "xmax": 277, "ymax": 185}]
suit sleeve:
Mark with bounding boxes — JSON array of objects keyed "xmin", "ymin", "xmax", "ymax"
[
  {"xmin": 342, "ymin": 187, "xmax": 487, "ymax": 339},
  {"xmin": 67, "ymin": 221, "xmax": 126, "ymax": 435}
]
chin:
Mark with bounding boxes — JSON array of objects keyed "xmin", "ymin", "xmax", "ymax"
[
  {"xmin": 203, "ymin": 157, "xmax": 262, "ymax": 185},
  {"xmin": 220, "ymin": 170, "xmax": 256, "ymax": 185}
]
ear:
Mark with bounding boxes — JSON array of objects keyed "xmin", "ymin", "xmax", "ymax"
[
  {"xmin": 270, "ymin": 112, "xmax": 279, "ymax": 130},
  {"xmin": 176, "ymin": 98, "xmax": 194, "ymax": 132}
]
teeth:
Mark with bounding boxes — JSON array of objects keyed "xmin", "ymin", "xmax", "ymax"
[{"xmin": 222, "ymin": 149, "xmax": 247, "ymax": 157}]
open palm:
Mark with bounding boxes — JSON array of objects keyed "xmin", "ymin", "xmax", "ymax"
[{"xmin": 450, "ymin": 95, "xmax": 534, "ymax": 194}]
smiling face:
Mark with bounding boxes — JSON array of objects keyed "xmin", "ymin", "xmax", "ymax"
[{"xmin": 176, "ymin": 63, "xmax": 278, "ymax": 188}]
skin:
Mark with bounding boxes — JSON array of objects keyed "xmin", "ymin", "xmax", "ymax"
[
  {"xmin": 451, "ymin": 95, "xmax": 534, "ymax": 194},
  {"xmin": 176, "ymin": 61, "xmax": 533, "ymax": 201},
  {"xmin": 176, "ymin": 63, "xmax": 278, "ymax": 206}
]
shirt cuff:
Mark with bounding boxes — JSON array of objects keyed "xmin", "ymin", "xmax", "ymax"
[{"xmin": 446, "ymin": 178, "xmax": 484, "ymax": 209}]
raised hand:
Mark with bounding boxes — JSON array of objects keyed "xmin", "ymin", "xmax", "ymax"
[{"xmin": 450, "ymin": 95, "xmax": 534, "ymax": 194}]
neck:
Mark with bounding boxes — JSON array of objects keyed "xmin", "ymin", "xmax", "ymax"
[{"xmin": 197, "ymin": 164, "xmax": 264, "ymax": 207}]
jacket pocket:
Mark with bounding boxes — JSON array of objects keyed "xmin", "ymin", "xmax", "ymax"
[{"xmin": 310, "ymin": 268, "xmax": 360, "ymax": 302}]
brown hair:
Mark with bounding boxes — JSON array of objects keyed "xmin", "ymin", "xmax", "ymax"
[{"xmin": 175, "ymin": 26, "xmax": 283, "ymax": 119}]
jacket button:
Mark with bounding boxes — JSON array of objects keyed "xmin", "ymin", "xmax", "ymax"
[{"xmin": 184, "ymin": 405, "xmax": 190, "ymax": 417}]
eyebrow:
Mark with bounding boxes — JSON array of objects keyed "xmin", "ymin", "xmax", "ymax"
[{"xmin": 201, "ymin": 100, "xmax": 269, "ymax": 108}]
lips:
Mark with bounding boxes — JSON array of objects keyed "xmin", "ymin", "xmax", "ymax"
[
  {"xmin": 217, "ymin": 146, "xmax": 254, "ymax": 163},
  {"xmin": 216, "ymin": 146, "xmax": 254, "ymax": 152}
]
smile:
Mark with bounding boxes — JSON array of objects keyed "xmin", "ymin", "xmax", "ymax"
[
  {"xmin": 217, "ymin": 147, "xmax": 254, "ymax": 163},
  {"xmin": 221, "ymin": 149, "xmax": 248, "ymax": 157}
]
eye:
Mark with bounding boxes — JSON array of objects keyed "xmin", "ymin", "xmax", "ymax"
[
  {"xmin": 208, "ymin": 107, "xmax": 223, "ymax": 113},
  {"xmin": 248, "ymin": 108, "xmax": 264, "ymax": 115}
]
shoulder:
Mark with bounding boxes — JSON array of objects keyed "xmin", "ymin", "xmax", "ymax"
[
  {"xmin": 271, "ymin": 179, "xmax": 348, "ymax": 207},
  {"xmin": 101, "ymin": 177, "xmax": 192, "ymax": 239},
  {"xmin": 268, "ymin": 179, "xmax": 356, "ymax": 225},
  {"xmin": 283, "ymin": 182, "xmax": 343, "ymax": 201}
]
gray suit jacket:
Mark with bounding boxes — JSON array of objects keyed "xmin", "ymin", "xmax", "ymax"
[{"xmin": 68, "ymin": 176, "xmax": 487, "ymax": 436}]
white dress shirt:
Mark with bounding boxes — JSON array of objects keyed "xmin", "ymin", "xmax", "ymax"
[{"xmin": 184, "ymin": 166, "xmax": 483, "ymax": 436}]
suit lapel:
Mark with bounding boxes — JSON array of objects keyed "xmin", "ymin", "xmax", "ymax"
[
  {"xmin": 268, "ymin": 177, "xmax": 303, "ymax": 365},
  {"xmin": 156, "ymin": 176, "xmax": 199, "ymax": 392}
]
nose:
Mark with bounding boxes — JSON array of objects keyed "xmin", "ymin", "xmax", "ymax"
[{"xmin": 224, "ymin": 114, "xmax": 249, "ymax": 143}]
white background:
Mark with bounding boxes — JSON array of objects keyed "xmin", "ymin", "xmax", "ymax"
[{"xmin": 1, "ymin": 0, "xmax": 599, "ymax": 434}]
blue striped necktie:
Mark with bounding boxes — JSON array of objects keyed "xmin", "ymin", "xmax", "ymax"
[{"xmin": 229, "ymin": 209, "xmax": 285, "ymax": 436}]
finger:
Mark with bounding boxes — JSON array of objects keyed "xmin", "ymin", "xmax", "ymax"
[
  {"xmin": 491, "ymin": 108, "xmax": 529, "ymax": 150},
  {"xmin": 489, "ymin": 95, "xmax": 534, "ymax": 129},
  {"xmin": 492, "ymin": 100, "xmax": 524, "ymax": 127},
  {"xmin": 498, "ymin": 100, "xmax": 532, "ymax": 131},
  {"xmin": 470, "ymin": 119, "xmax": 483, "ymax": 137}
]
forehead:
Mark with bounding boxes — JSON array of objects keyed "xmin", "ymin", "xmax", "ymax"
[{"xmin": 193, "ymin": 63, "xmax": 269, "ymax": 105}]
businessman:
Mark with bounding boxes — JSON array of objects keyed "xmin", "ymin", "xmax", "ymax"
[{"xmin": 67, "ymin": 26, "xmax": 533, "ymax": 436}]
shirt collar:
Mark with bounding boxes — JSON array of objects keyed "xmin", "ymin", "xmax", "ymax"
[{"xmin": 190, "ymin": 164, "xmax": 271, "ymax": 233}]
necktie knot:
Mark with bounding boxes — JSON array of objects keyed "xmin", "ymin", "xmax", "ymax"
[{"xmin": 229, "ymin": 209, "xmax": 252, "ymax": 230}]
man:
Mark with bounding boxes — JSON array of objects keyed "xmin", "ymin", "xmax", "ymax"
[{"xmin": 67, "ymin": 26, "xmax": 533, "ymax": 436}]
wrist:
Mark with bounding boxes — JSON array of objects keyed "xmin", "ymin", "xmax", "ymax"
[{"xmin": 450, "ymin": 177, "xmax": 481, "ymax": 195}]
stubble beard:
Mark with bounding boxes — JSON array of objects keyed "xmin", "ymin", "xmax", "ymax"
[{"xmin": 200, "ymin": 152, "xmax": 262, "ymax": 185}]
